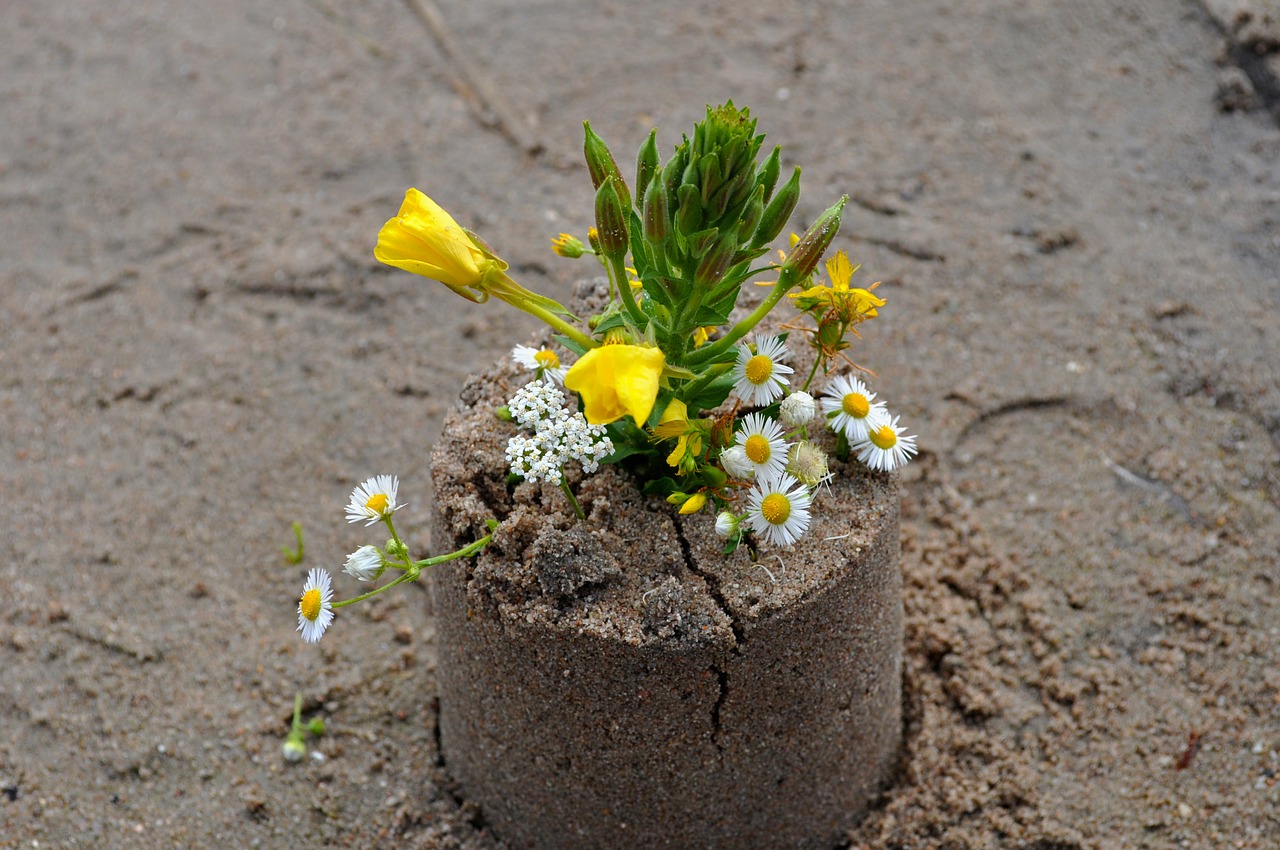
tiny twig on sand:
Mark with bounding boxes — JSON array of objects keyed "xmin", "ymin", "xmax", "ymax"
[{"xmin": 402, "ymin": 0, "xmax": 544, "ymax": 156}]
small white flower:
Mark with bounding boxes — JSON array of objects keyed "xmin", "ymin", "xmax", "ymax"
[
  {"xmin": 343, "ymin": 545, "xmax": 384, "ymax": 582},
  {"xmin": 731, "ymin": 335, "xmax": 794, "ymax": 406},
  {"xmin": 745, "ymin": 473, "xmax": 813, "ymax": 548},
  {"xmin": 282, "ymin": 737, "xmax": 307, "ymax": 763},
  {"xmin": 509, "ymin": 380, "xmax": 568, "ymax": 429},
  {"xmin": 512, "ymin": 344, "xmax": 566, "ymax": 384},
  {"xmin": 779, "ymin": 391, "xmax": 816, "ymax": 427},
  {"xmin": 345, "ymin": 475, "xmax": 403, "ymax": 526},
  {"xmin": 715, "ymin": 511, "xmax": 740, "ymax": 538},
  {"xmin": 719, "ymin": 445, "xmax": 755, "ymax": 479},
  {"xmin": 734, "ymin": 413, "xmax": 791, "ymax": 482},
  {"xmin": 297, "ymin": 568, "xmax": 335, "ymax": 643},
  {"xmin": 853, "ymin": 414, "xmax": 918, "ymax": 472},
  {"xmin": 820, "ymin": 375, "xmax": 886, "ymax": 443}
]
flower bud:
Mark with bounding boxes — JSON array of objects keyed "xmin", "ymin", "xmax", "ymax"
[
  {"xmin": 583, "ymin": 121, "xmax": 632, "ymax": 212},
  {"xmin": 694, "ymin": 237, "xmax": 735, "ymax": 288},
  {"xmin": 736, "ymin": 184, "xmax": 765, "ymax": 243},
  {"xmin": 635, "ymin": 129, "xmax": 659, "ymax": 208},
  {"xmin": 782, "ymin": 196, "xmax": 847, "ymax": 279},
  {"xmin": 282, "ymin": 735, "xmax": 307, "ymax": 763},
  {"xmin": 752, "ymin": 166, "xmax": 801, "ymax": 247},
  {"xmin": 678, "ymin": 492, "xmax": 708, "ymax": 515},
  {"xmin": 715, "ymin": 511, "xmax": 740, "ymax": 538},
  {"xmin": 593, "ymin": 176, "xmax": 630, "ymax": 260},
  {"xmin": 643, "ymin": 177, "xmax": 669, "ymax": 244},
  {"xmin": 757, "ymin": 146, "xmax": 782, "ymax": 204},
  {"xmin": 780, "ymin": 391, "xmax": 816, "ymax": 426},
  {"xmin": 675, "ymin": 183, "xmax": 703, "ymax": 237}
]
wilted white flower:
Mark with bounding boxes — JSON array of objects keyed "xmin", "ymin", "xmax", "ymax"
[{"xmin": 343, "ymin": 545, "xmax": 384, "ymax": 582}]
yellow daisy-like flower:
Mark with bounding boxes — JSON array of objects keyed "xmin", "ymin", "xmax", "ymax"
[
  {"xmin": 564, "ymin": 344, "xmax": 666, "ymax": 426},
  {"xmin": 551, "ymin": 233, "xmax": 587, "ymax": 258},
  {"xmin": 375, "ymin": 188, "xmax": 505, "ymax": 303}
]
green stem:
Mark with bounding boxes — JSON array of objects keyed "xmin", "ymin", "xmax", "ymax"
[
  {"xmin": 801, "ymin": 350, "xmax": 824, "ymax": 393},
  {"xmin": 678, "ymin": 361, "xmax": 732, "ymax": 407},
  {"xmin": 559, "ymin": 476, "xmax": 586, "ymax": 521},
  {"xmin": 332, "ymin": 532, "xmax": 494, "ymax": 609},
  {"xmin": 500, "ymin": 296, "xmax": 597, "ymax": 352},
  {"xmin": 685, "ymin": 266, "xmax": 800, "ymax": 368},
  {"xmin": 610, "ymin": 254, "xmax": 646, "ymax": 330}
]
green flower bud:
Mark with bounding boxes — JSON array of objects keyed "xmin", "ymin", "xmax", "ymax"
[
  {"xmin": 635, "ymin": 129, "xmax": 659, "ymax": 208},
  {"xmin": 699, "ymin": 152, "xmax": 721, "ymax": 207},
  {"xmin": 594, "ymin": 176, "xmax": 630, "ymax": 260},
  {"xmin": 583, "ymin": 122, "xmax": 632, "ymax": 213},
  {"xmin": 736, "ymin": 184, "xmax": 765, "ymax": 241},
  {"xmin": 782, "ymin": 196, "xmax": 847, "ymax": 279},
  {"xmin": 757, "ymin": 146, "xmax": 782, "ymax": 203},
  {"xmin": 700, "ymin": 465, "xmax": 727, "ymax": 489},
  {"xmin": 675, "ymin": 183, "xmax": 703, "ymax": 237},
  {"xmin": 694, "ymin": 237, "xmax": 735, "ymax": 288},
  {"xmin": 643, "ymin": 177, "xmax": 669, "ymax": 244},
  {"xmin": 753, "ymin": 166, "xmax": 801, "ymax": 248}
]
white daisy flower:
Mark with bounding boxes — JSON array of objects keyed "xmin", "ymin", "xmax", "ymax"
[
  {"xmin": 853, "ymin": 414, "xmax": 918, "ymax": 472},
  {"xmin": 345, "ymin": 475, "xmax": 403, "ymax": 526},
  {"xmin": 512, "ymin": 344, "xmax": 566, "ymax": 385},
  {"xmin": 719, "ymin": 445, "xmax": 755, "ymax": 480},
  {"xmin": 779, "ymin": 391, "xmax": 816, "ymax": 427},
  {"xmin": 297, "ymin": 568, "xmax": 335, "ymax": 643},
  {"xmin": 731, "ymin": 335, "xmax": 794, "ymax": 406},
  {"xmin": 733, "ymin": 413, "xmax": 791, "ymax": 482},
  {"xmin": 343, "ymin": 545, "xmax": 384, "ymax": 582},
  {"xmin": 820, "ymin": 375, "xmax": 887, "ymax": 443},
  {"xmin": 745, "ymin": 473, "xmax": 813, "ymax": 548}
]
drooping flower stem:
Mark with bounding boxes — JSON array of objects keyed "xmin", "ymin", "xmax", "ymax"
[{"xmin": 331, "ymin": 531, "xmax": 494, "ymax": 610}]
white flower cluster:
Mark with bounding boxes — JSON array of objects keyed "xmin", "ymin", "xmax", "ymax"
[{"xmin": 506, "ymin": 380, "xmax": 613, "ymax": 485}]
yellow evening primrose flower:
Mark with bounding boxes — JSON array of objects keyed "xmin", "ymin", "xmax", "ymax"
[
  {"xmin": 374, "ymin": 188, "xmax": 498, "ymax": 303},
  {"xmin": 564, "ymin": 344, "xmax": 666, "ymax": 426},
  {"xmin": 654, "ymin": 399, "xmax": 705, "ymax": 469}
]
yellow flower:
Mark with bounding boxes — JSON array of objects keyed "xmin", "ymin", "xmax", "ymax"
[
  {"xmin": 788, "ymin": 250, "xmax": 885, "ymax": 322},
  {"xmin": 678, "ymin": 492, "xmax": 707, "ymax": 515},
  {"xmin": 653, "ymin": 398, "xmax": 705, "ymax": 469},
  {"xmin": 564, "ymin": 344, "xmax": 666, "ymax": 426},
  {"xmin": 374, "ymin": 188, "xmax": 500, "ymax": 303},
  {"xmin": 552, "ymin": 233, "xmax": 587, "ymax": 258}
]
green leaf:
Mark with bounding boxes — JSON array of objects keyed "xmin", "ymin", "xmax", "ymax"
[
  {"xmin": 554, "ymin": 334, "xmax": 588, "ymax": 357},
  {"xmin": 685, "ymin": 373, "xmax": 736, "ymax": 410},
  {"xmin": 640, "ymin": 476, "xmax": 680, "ymax": 497}
]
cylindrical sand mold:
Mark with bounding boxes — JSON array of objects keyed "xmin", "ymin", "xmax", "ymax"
[{"xmin": 429, "ymin": 358, "xmax": 902, "ymax": 850}]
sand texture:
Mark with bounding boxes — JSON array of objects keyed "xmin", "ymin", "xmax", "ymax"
[{"xmin": 1, "ymin": 1, "xmax": 1278, "ymax": 848}]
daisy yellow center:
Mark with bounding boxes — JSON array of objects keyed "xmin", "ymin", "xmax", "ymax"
[
  {"xmin": 744, "ymin": 434, "xmax": 772, "ymax": 464},
  {"xmin": 745, "ymin": 355, "xmax": 773, "ymax": 385},
  {"xmin": 761, "ymin": 493, "xmax": 791, "ymax": 525},
  {"xmin": 869, "ymin": 424, "xmax": 898, "ymax": 450},
  {"xmin": 365, "ymin": 493, "xmax": 390, "ymax": 514},
  {"xmin": 300, "ymin": 588, "xmax": 322, "ymax": 622},
  {"xmin": 534, "ymin": 349, "xmax": 560, "ymax": 369},
  {"xmin": 842, "ymin": 392, "xmax": 870, "ymax": 418}
]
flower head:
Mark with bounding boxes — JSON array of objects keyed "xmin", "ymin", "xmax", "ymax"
[
  {"xmin": 731, "ymin": 336, "xmax": 794, "ymax": 407},
  {"xmin": 789, "ymin": 250, "xmax": 885, "ymax": 324},
  {"xmin": 551, "ymin": 233, "xmax": 587, "ymax": 258},
  {"xmin": 345, "ymin": 475, "xmax": 403, "ymax": 526},
  {"xmin": 564, "ymin": 344, "xmax": 666, "ymax": 426},
  {"xmin": 820, "ymin": 375, "xmax": 886, "ymax": 443},
  {"xmin": 733, "ymin": 413, "xmax": 791, "ymax": 482},
  {"xmin": 779, "ymin": 391, "xmax": 816, "ymax": 427},
  {"xmin": 719, "ymin": 445, "xmax": 755, "ymax": 480},
  {"xmin": 343, "ymin": 545, "xmax": 384, "ymax": 582},
  {"xmin": 715, "ymin": 511, "xmax": 741, "ymax": 538},
  {"xmin": 786, "ymin": 441, "xmax": 831, "ymax": 487},
  {"xmin": 374, "ymin": 189, "xmax": 498, "ymax": 302},
  {"xmin": 853, "ymin": 414, "xmax": 918, "ymax": 472},
  {"xmin": 297, "ymin": 568, "xmax": 335, "ymax": 643},
  {"xmin": 512, "ymin": 344, "xmax": 567, "ymax": 385},
  {"xmin": 745, "ymin": 473, "xmax": 813, "ymax": 548}
]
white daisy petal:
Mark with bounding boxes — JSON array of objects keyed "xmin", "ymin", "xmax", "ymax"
[
  {"xmin": 852, "ymin": 414, "xmax": 918, "ymax": 472},
  {"xmin": 512, "ymin": 344, "xmax": 567, "ymax": 385},
  {"xmin": 297, "ymin": 568, "xmax": 335, "ymax": 643},
  {"xmin": 730, "ymin": 335, "xmax": 794, "ymax": 407},
  {"xmin": 745, "ymin": 473, "xmax": 813, "ymax": 548},
  {"xmin": 733, "ymin": 412, "xmax": 791, "ymax": 482},
  {"xmin": 345, "ymin": 475, "xmax": 403, "ymax": 526},
  {"xmin": 820, "ymin": 375, "xmax": 886, "ymax": 443}
]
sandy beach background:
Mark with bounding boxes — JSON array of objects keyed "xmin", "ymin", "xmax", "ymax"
[{"xmin": 2, "ymin": 1, "xmax": 1278, "ymax": 847}]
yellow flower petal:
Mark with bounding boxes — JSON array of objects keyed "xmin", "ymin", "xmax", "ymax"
[
  {"xmin": 374, "ymin": 188, "xmax": 489, "ymax": 296},
  {"xmin": 564, "ymin": 345, "xmax": 666, "ymax": 426}
]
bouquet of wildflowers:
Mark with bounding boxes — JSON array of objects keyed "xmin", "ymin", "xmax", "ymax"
[{"xmin": 294, "ymin": 103, "xmax": 914, "ymax": 646}]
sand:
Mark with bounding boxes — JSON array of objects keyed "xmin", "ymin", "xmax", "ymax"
[{"xmin": 1, "ymin": 1, "xmax": 1278, "ymax": 848}]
